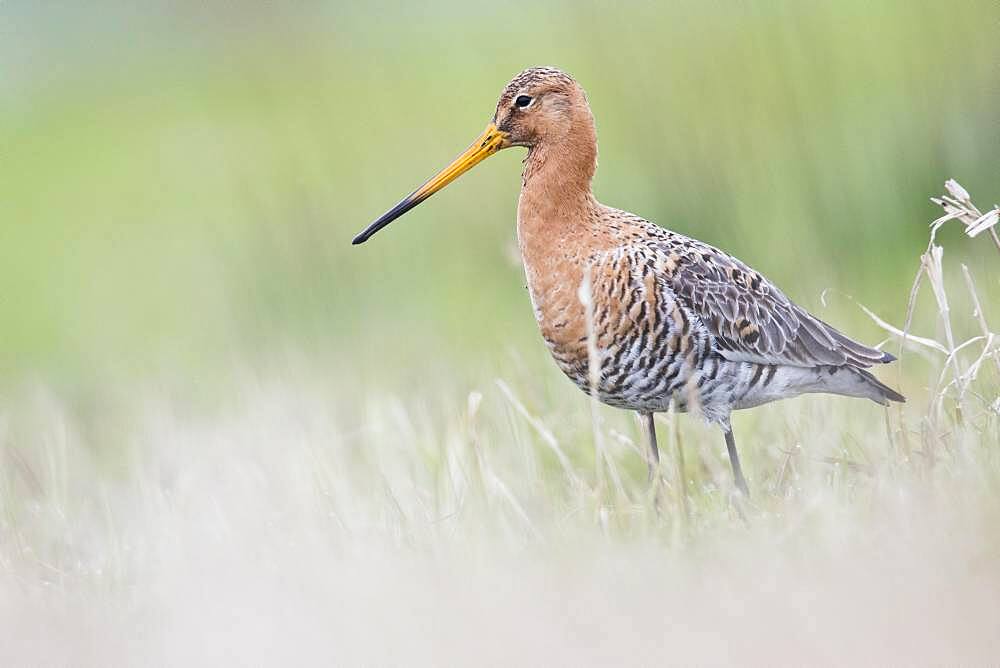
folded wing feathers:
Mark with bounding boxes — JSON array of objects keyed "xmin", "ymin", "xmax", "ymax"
[{"xmin": 669, "ymin": 245, "xmax": 890, "ymax": 370}]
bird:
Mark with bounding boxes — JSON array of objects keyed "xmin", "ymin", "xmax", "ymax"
[{"xmin": 352, "ymin": 67, "xmax": 904, "ymax": 496}]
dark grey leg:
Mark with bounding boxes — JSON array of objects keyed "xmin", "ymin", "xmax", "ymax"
[
  {"xmin": 724, "ymin": 428, "xmax": 750, "ymax": 496},
  {"xmin": 640, "ymin": 412, "xmax": 660, "ymax": 482}
]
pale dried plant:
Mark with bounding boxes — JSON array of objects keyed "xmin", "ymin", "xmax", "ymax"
[
  {"xmin": 931, "ymin": 178, "xmax": 1000, "ymax": 254},
  {"xmin": 578, "ymin": 268, "xmax": 627, "ymax": 511},
  {"xmin": 864, "ymin": 179, "xmax": 999, "ymax": 452}
]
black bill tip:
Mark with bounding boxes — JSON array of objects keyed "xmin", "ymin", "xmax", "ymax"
[{"xmin": 351, "ymin": 191, "xmax": 426, "ymax": 246}]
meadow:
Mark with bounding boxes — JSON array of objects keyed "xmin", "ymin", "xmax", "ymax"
[{"xmin": 1, "ymin": 1, "xmax": 999, "ymax": 664}]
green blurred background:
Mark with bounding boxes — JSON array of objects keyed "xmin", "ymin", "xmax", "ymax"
[{"xmin": 2, "ymin": 0, "xmax": 997, "ymax": 401}]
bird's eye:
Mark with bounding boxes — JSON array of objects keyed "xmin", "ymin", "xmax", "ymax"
[{"xmin": 515, "ymin": 95, "xmax": 533, "ymax": 108}]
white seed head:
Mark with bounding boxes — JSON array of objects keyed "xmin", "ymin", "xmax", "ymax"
[
  {"xmin": 944, "ymin": 178, "xmax": 971, "ymax": 203},
  {"xmin": 967, "ymin": 208, "xmax": 999, "ymax": 238}
]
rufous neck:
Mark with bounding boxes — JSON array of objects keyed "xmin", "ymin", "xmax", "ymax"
[
  {"xmin": 516, "ymin": 109, "xmax": 602, "ymax": 258},
  {"xmin": 520, "ymin": 126, "xmax": 598, "ymax": 211}
]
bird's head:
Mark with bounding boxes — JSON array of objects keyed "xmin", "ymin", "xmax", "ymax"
[
  {"xmin": 352, "ymin": 67, "xmax": 591, "ymax": 245},
  {"xmin": 492, "ymin": 67, "xmax": 590, "ymax": 149}
]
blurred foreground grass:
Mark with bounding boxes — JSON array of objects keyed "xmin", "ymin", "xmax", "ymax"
[
  {"xmin": 1, "ymin": 2, "xmax": 999, "ymax": 663},
  {"xmin": 1, "ymin": 233, "xmax": 998, "ymax": 661}
]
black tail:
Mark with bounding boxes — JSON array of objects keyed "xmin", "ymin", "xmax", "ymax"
[{"xmin": 855, "ymin": 368, "xmax": 906, "ymax": 405}]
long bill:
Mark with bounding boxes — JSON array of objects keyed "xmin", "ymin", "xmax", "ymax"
[{"xmin": 352, "ymin": 124, "xmax": 508, "ymax": 245}]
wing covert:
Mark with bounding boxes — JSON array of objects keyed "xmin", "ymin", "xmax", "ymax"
[{"xmin": 654, "ymin": 233, "xmax": 890, "ymax": 369}]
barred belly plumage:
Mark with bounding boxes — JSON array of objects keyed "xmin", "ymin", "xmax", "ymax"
[{"xmin": 549, "ymin": 334, "xmax": 737, "ymax": 421}]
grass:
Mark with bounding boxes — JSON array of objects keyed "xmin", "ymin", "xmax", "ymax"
[{"xmin": 1, "ymin": 182, "xmax": 998, "ymax": 664}]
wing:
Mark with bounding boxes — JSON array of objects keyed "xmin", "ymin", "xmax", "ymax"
[{"xmin": 652, "ymin": 232, "xmax": 892, "ymax": 369}]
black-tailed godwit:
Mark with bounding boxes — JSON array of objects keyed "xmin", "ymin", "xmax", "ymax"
[{"xmin": 353, "ymin": 67, "xmax": 904, "ymax": 495}]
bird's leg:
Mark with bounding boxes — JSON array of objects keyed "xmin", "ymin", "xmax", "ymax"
[
  {"xmin": 639, "ymin": 412, "xmax": 660, "ymax": 483},
  {"xmin": 723, "ymin": 428, "xmax": 750, "ymax": 497}
]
